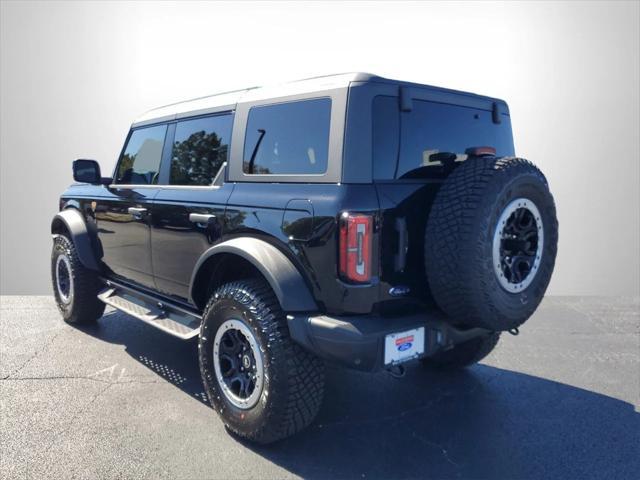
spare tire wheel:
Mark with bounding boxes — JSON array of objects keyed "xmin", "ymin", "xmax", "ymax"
[{"xmin": 424, "ymin": 157, "xmax": 558, "ymax": 331}]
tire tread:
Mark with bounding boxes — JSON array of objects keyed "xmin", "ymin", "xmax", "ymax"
[
  {"xmin": 51, "ymin": 235, "xmax": 105, "ymax": 324},
  {"xmin": 200, "ymin": 279, "xmax": 324, "ymax": 444},
  {"xmin": 425, "ymin": 157, "xmax": 558, "ymax": 330}
]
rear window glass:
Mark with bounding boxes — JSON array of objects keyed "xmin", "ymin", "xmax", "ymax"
[
  {"xmin": 243, "ymin": 98, "xmax": 331, "ymax": 175},
  {"xmin": 116, "ymin": 124, "xmax": 167, "ymax": 185},
  {"xmin": 170, "ymin": 114, "xmax": 232, "ymax": 186},
  {"xmin": 372, "ymin": 97, "xmax": 514, "ymax": 180}
]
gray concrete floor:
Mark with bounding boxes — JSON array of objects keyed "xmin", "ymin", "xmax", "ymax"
[{"xmin": 1, "ymin": 296, "xmax": 638, "ymax": 479}]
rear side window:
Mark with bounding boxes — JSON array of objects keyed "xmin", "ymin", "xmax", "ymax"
[
  {"xmin": 170, "ymin": 114, "xmax": 232, "ymax": 186},
  {"xmin": 243, "ymin": 98, "xmax": 331, "ymax": 175},
  {"xmin": 116, "ymin": 124, "xmax": 167, "ymax": 185},
  {"xmin": 372, "ymin": 97, "xmax": 514, "ymax": 180},
  {"xmin": 372, "ymin": 96, "xmax": 399, "ymax": 180}
]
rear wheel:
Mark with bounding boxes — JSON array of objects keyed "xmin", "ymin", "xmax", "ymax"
[
  {"xmin": 423, "ymin": 333, "xmax": 500, "ymax": 369},
  {"xmin": 199, "ymin": 279, "xmax": 325, "ymax": 444},
  {"xmin": 425, "ymin": 157, "xmax": 558, "ymax": 331},
  {"xmin": 51, "ymin": 235, "xmax": 105, "ymax": 324}
]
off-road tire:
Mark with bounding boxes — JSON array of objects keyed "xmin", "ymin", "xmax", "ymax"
[
  {"xmin": 423, "ymin": 333, "xmax": 501, "ymax": 369},
  {"xmin": 425, "ymin": 157, "xmax": 558, "ymax": 331},
  {"xmin": 51, "ymin": 234, "xmax": 105, "ymax": 324},
  {"xmin": 199, "ymin": 279, "xmax": 325, "ymax": 444}
]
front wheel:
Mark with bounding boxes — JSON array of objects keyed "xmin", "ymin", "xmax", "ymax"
[
  {"xmin": 198, "ymin": 279, "xmax": 325, "ymax": 444},
  {"xmin": 51, "ymin": 235, "xmax": 105, "ymax": 324}
]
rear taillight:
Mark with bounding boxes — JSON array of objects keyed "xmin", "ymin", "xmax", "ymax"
[{"xmin": 339, "ymin": 213, "xmax": 373, "ymax": 283}]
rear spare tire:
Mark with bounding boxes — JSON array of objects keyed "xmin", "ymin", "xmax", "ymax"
[{"xmin": 425, "ymin": 157, "xmax": 558, "ymax": 331}]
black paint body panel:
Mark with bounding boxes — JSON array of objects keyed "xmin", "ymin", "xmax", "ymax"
[{"xmin": 57, "ymin": 77, "xmax": 515, "ymax": 316}]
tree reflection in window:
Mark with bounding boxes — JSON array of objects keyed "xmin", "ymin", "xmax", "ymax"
[{"xmin": 170, "ymin": 115, "xmax": 232, "ymax": 186}]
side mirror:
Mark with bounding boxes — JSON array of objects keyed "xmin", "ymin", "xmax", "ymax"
[{"xmin": 73, "ymin": 159, "xmax": 102, "ymax": 184}]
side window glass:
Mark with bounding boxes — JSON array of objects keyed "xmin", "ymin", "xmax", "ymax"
[
  {"xmin": 243, "ymin": 98, "xmax": 331, "ymax": 175},
  {"xmin": 372, "ymin": 95, "xmax": 400, "ymax": 180},
  {"xmin": 116, "ymin": 125, "xmax": 167, "ymax": 185},
  {"xmin": 170, "ymin": 114, "xmax": 233, "ymax": 186}
]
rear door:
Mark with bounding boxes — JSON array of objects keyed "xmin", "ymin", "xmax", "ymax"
[
  {"xmin": 96, "ymin": 124, "xmax": 167, "ymax": 288},
  {"xmin": 149, "ymin": 112, "xmax": 234, "ymax": 300}
]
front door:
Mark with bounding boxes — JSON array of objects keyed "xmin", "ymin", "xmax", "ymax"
[
  {"xmin": 149, "ymin": 113, "xmax": 234, "ymax": 300},
  {"xmin": 95, "ymin": 123, "xmax": 168, "ymax": 289}
]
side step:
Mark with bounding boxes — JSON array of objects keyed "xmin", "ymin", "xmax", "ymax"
[{"xmin": 97, "ymin": 285, "xmax": 201, "ymax": 340}]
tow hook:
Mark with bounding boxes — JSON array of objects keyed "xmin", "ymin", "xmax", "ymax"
[
  {"xmin": 508, "ymin": 327, "xmax": 520, "ymax": 336},
  {"xmin": 386, "ymin": 364, "xmax": 406, "ymax": 379}
]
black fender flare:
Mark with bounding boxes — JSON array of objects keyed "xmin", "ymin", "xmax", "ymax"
[
  {"xmin": 51, "ymin": 209, "xmax": 100, "ymax": 271},
  {"xmin": 189, "ymin": 237, "xmax": 317, "ymax": 312}
]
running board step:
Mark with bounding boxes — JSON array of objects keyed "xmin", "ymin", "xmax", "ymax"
[{"xmin": 98, "ymin": 287, "xmax": 201, "ymax": 340}]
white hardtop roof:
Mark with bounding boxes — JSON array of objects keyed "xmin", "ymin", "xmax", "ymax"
[{"xmin": 133, "ymin": 72, "xmax": 377, "ymax": 126}]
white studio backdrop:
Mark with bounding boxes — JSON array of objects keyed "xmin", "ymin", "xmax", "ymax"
[{"xmin": 1, "ymin": 1, "xmax": 639, "ymax": 296}]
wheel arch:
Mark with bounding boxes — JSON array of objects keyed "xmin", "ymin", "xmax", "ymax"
[
  {"xmin": 189, "ymin": 237, "xmax": 318, "ymax": 313},
  {"xmin": 51, "ymin": 208, "xmax": 101, "ymax": 271}
]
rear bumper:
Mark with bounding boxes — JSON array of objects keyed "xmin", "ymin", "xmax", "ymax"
[{"xmin": 287, "ymin": 311, "xmax": 491, "ymax": 372}]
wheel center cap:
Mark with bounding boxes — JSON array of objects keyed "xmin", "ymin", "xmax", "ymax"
[{"xmin": 242, "ymin": 354, "xmax": 251, "ymax": 369}]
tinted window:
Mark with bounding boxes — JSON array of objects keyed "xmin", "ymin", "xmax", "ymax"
[
  {"xmin": 397, "ymin": 100, "xmax": 514, "ymax": 179},
  {"xmin": 170, "ymin": 114, "xmax": 232, "ymax": 186},
  {"xmin": 371, "ymin": 97, "xmax": 514, "ymax": 180},
  {"xmin": 243, "ymin": 98, "xmax": 331, "ymax": 175},
  {"xmin": 116, "ymin": 125, "xmax": 167, "ymax": 185},
  {"xmin": 372, "ymin": 96, "xmax": 399, "ymax": 180}
]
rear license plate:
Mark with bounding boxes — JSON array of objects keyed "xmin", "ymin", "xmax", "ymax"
[{"xmin": 384, "ymin": 327, "xmax": 425, "ymax": 365}]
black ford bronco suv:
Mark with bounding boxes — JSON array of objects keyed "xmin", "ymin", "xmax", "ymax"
[{"xmin": 51, "ymin": 73, "xmax": 558, "ymax": 443}]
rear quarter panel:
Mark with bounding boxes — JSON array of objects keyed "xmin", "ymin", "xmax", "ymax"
[{"xmin": 225, "ymin": 183, "xmax": 382, "ymax": 314}]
